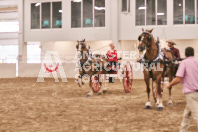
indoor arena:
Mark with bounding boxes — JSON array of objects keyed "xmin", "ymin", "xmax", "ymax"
[{"xmin": 0, "ymin": 0, "xmax": 198, "ymax": 131}]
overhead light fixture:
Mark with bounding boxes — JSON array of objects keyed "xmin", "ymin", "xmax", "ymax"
[
  {"xmin": 157, "ymin": 13, "xmax": 164, "ymax": 16},
  {"xmin": 35, "ymin": 3, "xmax": 41, "ymax": 7},
  {"xmin": 59, "ymin": 10, "xmax": 63, "ymax": 13},
  {"xmin": 138, "ymin": 7, "xmax": 146, "ymax": 10},
  {"xmin": 94, "ymin": 6, "xmax": 105, "ymax": 10},
  {"xmin": 179, "ymin": 4, "xmax": 182, "ymax": 6},
  {"xmin": 73, "ymin": 0, "xmax": 82, "ymax": 2}
]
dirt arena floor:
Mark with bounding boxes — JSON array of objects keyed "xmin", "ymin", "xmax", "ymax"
[{"xmin": 0, "ymin": 78, "xmax": 197, "ymax": 132}]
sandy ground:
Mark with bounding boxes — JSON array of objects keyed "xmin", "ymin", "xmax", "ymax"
[{"xmin": 0, "ymin": 78, "xmax": 197, "ymax": 132}]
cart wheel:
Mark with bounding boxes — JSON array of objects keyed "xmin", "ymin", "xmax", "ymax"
[
  {"xmin": 123, "ymin": 61, "xmax": 133, "ymax": 93},
  {"xmin": 92, "ymin": 75, "xmax": 101, "ymax": 93}
]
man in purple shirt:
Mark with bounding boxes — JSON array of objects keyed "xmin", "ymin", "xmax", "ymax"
[
  {"xmin": 167, "ymin": 47, "xmax": 198, "ymax": 132},
  {"xmin": 167, "ymin": 40, "xmax": 181, "ymax": 60}
]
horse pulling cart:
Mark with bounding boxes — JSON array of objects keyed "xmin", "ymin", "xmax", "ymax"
[{"xmin": 76, "ymin": 39, "xmax": 133, "ymax": 96}]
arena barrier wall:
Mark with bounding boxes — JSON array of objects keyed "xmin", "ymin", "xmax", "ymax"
[
  {"xmin": 3, "ymin": 63, "xmax": 144, "ymax": 79},
  {"xmin": 18, "ymin": 63, "xmax": 78, "ymax": 78},
  {"xmin": 0, "ymin": 64, "xmax": 16, "ymax": 78}
]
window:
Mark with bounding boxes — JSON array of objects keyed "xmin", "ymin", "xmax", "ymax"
[
  {"xmin": 42, "ymin": 3, "xmax": 51, "ymax": 29},
  {"xmin": 0, "ymin": 45, "xmax": 18, "ymax": 63},
  {"xmin": 136, "ymin": 0, "xmax": 167, "ymax": 26},
  {"xmin": 31, "ymin": 2, "xmax": 62, "ymax": 29},
  {"xmin": 71, "ymin": 0, "xmax": 105, "ymax": 28},
  {"xmin": 174, "ymin": 0, "xmax": 195, "ymax": 24},
  {"xmin": 174, "ymin": 0, "xmax": 183, "ymax": 24},
  {"xmin": 83, "ymin": 0, "xmax": 93, "ymax": 27},
  {"xmin": 157, "ymin": 0, "xmax": 167, "ymax": 25},
  {"xmin": 122, "ymin": 0, "xmax": 130, "ymax": 12},
  {"xmin": 197, "ymin": 0, "xmax": 198, "ymax": 24},
  {"xmin": 71, "ymin": 1, "xmax": 81, "ymax": 28},
  {"xmin": 95, "ymin": 0, "xmax": 105, "ymax": 27},
  {"xmin": 122, "ymin": 0, "xmax": 127, "ymax": 12},
  {"xmin": 185, "ymin": 0, "xmax": 195, "ymax": 24},
  {"xmin": 136, "ymin": 0, "xmax": 145, "ymax": 25},
  {"xmin": 146, "ymin": 0, "xmax": 156, "ymax": 25},
  {"xmin": 52, "ymin": 2, "xmax": 62, "ymax": 28},
  {"xmin": 31, "ymin": 3, "xmax": 40, "ymax": 29}
]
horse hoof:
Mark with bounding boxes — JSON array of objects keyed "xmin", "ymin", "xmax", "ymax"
[
  {"xmin": 87, "ymin": 94, "xmax": 92, "ymax": 98},
  {"xmin": 103, "ymin": 90, "xmax": 107, "ymax": 94},
  {"xmin": 168, "ymin": 103, "xmax": 173, "ymax": 106},
  {"xmin": 97, "ymin": 92, "xmax": 102, "ymax": 95},
  {"xmin": 157, "ymin": 107, "xmax": 164, "ymax": 111},
  {"xmin": 145, "ymin": 105, "xmax": 152, "ymax": 109}
]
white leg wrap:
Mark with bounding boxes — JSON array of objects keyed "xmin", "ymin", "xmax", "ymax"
[
  {"xmin": 158, "ymin": 103, "xmax": 164, "ymax": 108},
  {"xmin": 145, "ymin": 101, "xmax": 151, "ymax": 106}
]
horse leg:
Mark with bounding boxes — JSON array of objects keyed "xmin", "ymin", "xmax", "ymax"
[
  {"xmin": 152, "ymin": 80, "xmax": 159, "ymax": 106},
  {"xmin": 168, "ymin": 74, "xmax": 173, "ymax": 106},
  {"xmin": 156, "ymin": 76, "xmax": 164, "ymax": 111},
  {"xmin": 81, "ymin": 76, "xmax": 84, "ymax": 85},
  {"xmin": 102, "ymin": 74, "xmax": 107, "ymax": 93},
  {"xmin": 76, "ymin": 74, "xmax": 82, "ymax": 87},
  {"xmin": 156, "ymin": 76, "xmax": 164, "ymax": 107},
  {"xmin": 98, "ymin": 74, "xmax": 107, "ymax": 94},
  {"xmin": 97, "ymin": 74, "xmax": 103, "ymax": 95},
  {"xmin": 87, "ymin": 76, "xmax": 93, "ymax": 97},
  {"xmin": 144, "ymin": 76, "xmax": 151, "ymax": 109}
]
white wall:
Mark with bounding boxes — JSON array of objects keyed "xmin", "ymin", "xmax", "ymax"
[
  {"xmin": 174, "ymin": 40, "xmax": 198, "ymax": 58},
  {"xmin": 0, "ymin": 0, "xmax": 18, "ymax": 7},
  {"xmin": 0, "ymin": 12, "xmax": 18, "ymax": 20},
  {"xmin": 0, "ymin": 64, "xmax": 16, "ymax": 78},
  {"xmin": 119, "ymin": 0, "xmax": 198, "ymax": 40},
  {"xmin": 40, "ymin": 40, "xmax": 112, "ymax": 61},
  {"xmin": 22, "ymin": 0, "xmax": 198, "ymax": 42},
  {"xmin": 23, "ymin": 0, "xmax": 112, "ymax": 42}
]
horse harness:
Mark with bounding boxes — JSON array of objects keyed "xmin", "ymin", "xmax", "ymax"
[{"xmin": 138, "ymin": 31, "xmax": 174, "ymax": 80}]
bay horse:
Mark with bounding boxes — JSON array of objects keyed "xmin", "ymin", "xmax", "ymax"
[
  {"xmin": 76, "ymin": 39, "xmax": 108, "ymax": 97},
  {"xmin": 138, "ymin": 28, "xmax": 175, "ymax": 110}
]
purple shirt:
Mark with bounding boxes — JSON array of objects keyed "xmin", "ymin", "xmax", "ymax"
[
  {"xmin": 176, "ymin": 56, "xmax": 198, "ymax": 94},
  {"xmin": 170, "ymin": 47, "xmax": 181, "ymax": 59}
]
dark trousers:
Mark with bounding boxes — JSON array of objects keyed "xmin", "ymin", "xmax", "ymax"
[{"xmin": 108, "ymin": 61, "xmax": 117, "ymax": 83}]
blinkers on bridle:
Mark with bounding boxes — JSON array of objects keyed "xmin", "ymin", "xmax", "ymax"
[
  {"xmin": 138, "ymin": 31, "xmax": 152, "ymax": 52},
  {"xmin": 76, "ymin": 39, "xmax": 90, "ymax": 59},
  {"xmin": 76, "ymin": 41, "xmax": 86, "ymax": 52}
]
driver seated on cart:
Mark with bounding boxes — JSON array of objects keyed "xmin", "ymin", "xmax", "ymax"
[
  {"xmin": 106, "ymin": 43, "xmax": 118, "ymax": 71},
  {"xmin": 106, "ymin": 43, "xmax": 118, "ymax": 83}
]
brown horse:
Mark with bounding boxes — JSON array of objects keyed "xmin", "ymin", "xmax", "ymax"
[
  {"xmin": 138, "ymin": 28, "xmax": 175, "ymax": 110},
  {"xmin": 76, "ymin": 39, "xmax": 108, "ymax": 97}
]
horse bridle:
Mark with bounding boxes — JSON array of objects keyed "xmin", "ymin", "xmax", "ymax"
[
  {"xmin": 76, "ymin": 41, "xmax": 90, "ymax": 60},
  {"xmin": 138, "ymin": 31, "xmax": 157, "ymax": 51}
]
